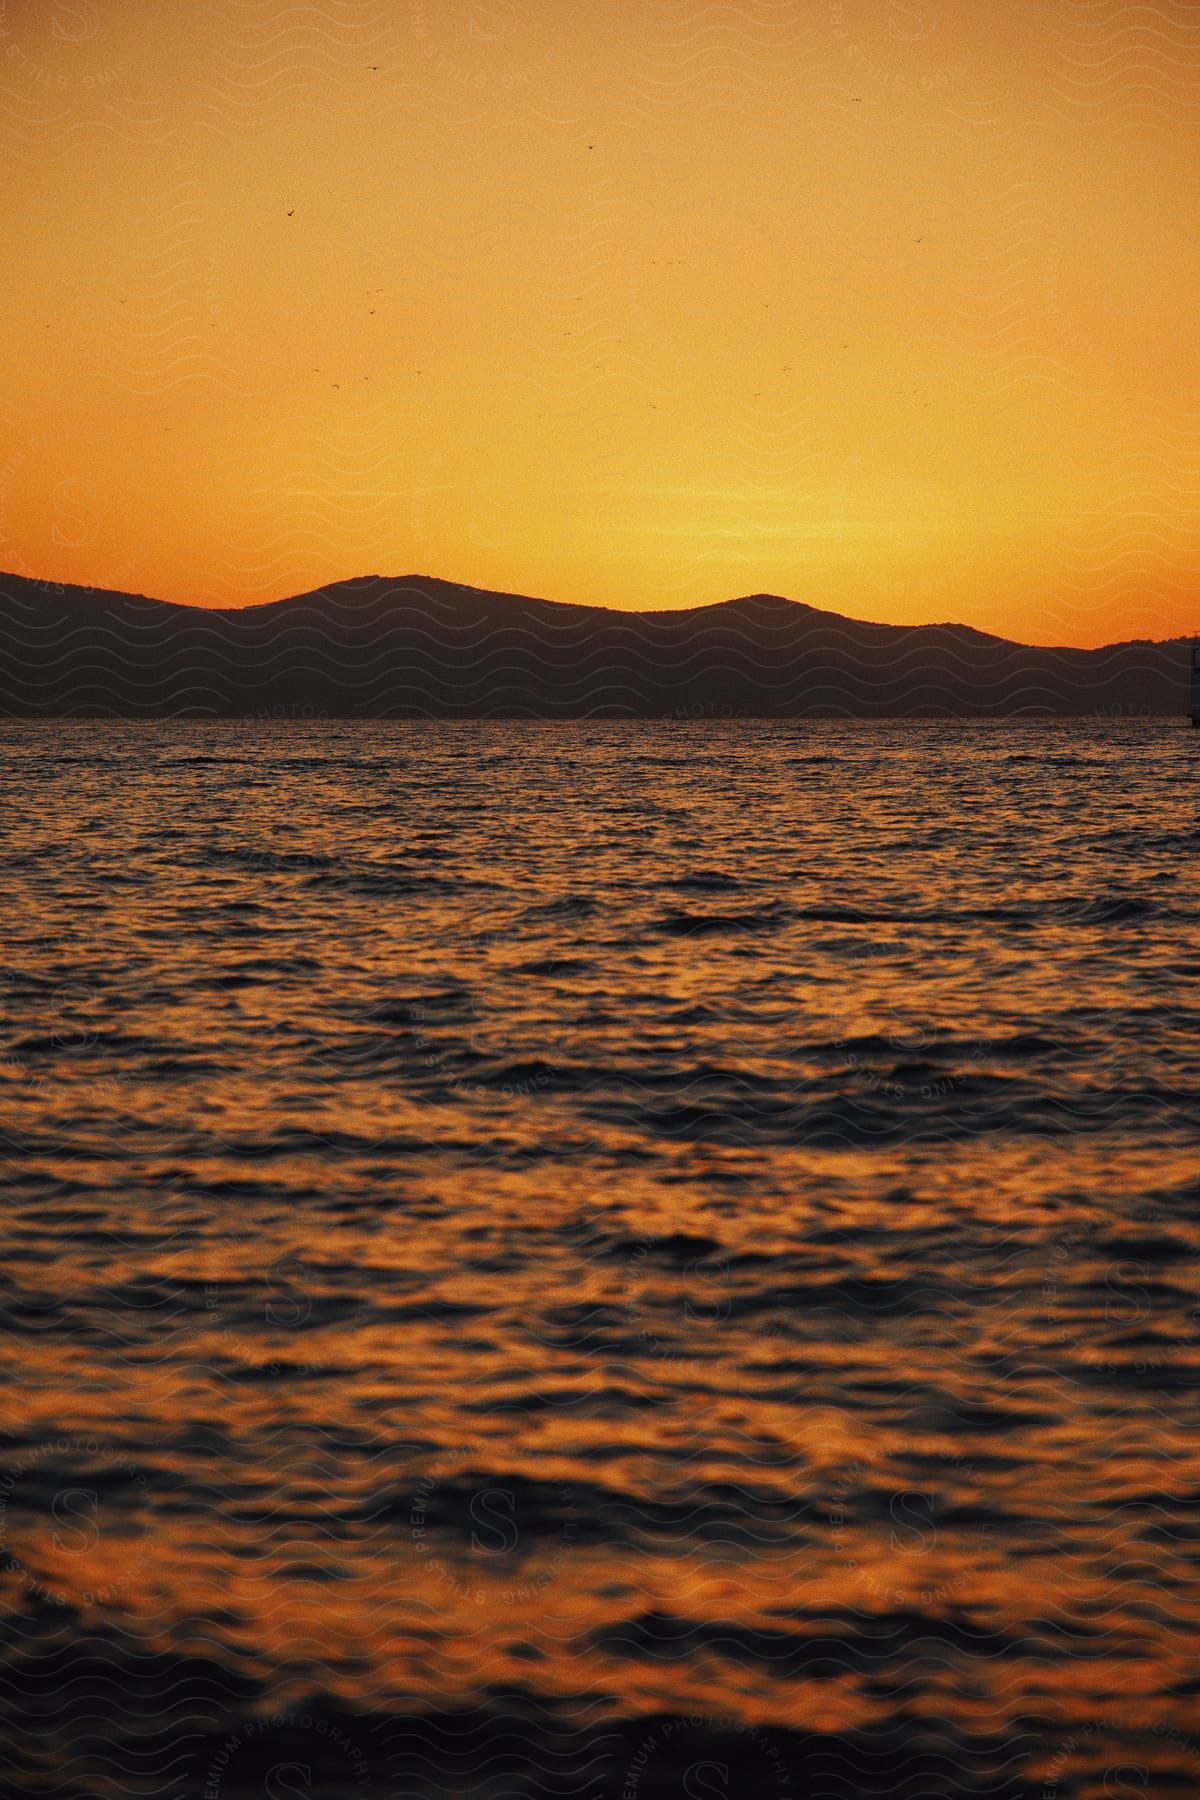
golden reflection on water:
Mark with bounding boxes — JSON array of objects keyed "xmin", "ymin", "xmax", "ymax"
[{"xmin": 2, "ymin": 721, "xmax": 1199, "ymax": 1795}]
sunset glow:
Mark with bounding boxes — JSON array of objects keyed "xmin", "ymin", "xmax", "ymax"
[
  {"xmin": 5, "ymin": 14, "xmax": 1200, "ymax": 1791},
  {"xmin": 1, "ymin": 1, "xmax": 1197, "ymax": 643}
]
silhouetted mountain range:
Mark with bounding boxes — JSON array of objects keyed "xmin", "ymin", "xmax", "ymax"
[{"xmin": 0, "ymin": 570, "xmax": 1189, "ymax": 718}]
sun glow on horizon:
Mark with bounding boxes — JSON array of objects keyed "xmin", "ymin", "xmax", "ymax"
[{"xmin": 0, "ymin": 0, "xmax": 1197, "ymax": 648}]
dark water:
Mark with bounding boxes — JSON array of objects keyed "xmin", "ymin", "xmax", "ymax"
[{"xmin": 2, "ymin": 719, "xmax": 1199, "ymax": 1799}]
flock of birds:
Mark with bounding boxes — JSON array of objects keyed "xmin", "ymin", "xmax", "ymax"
[{"xmin": 268, "ymin": 105, "xmax": 926, "ymax": 404}]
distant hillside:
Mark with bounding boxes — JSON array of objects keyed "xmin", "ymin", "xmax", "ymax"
[{"xmin": 0, "ymin": 570, "xmax": 1188, "ymax": 718}]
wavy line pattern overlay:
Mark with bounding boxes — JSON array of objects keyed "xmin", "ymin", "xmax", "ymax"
[{"xmin": 2, "ymin": 2, "xmax": 1200, "ymax": 1797}]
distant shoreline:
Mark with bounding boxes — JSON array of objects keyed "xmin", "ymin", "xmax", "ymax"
[{"xmin": 2, "ymin": 570, "xmax": 1190, "ymax": 719}]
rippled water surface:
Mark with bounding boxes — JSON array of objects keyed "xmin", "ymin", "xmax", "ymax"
[{"xmin": 2, "ymin": 719, "xmax": 1199, "ymax": 1799}]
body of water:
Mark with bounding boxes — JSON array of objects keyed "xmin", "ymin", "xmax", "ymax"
[{"xmin": 2, "ymin": 719, "xmax": 1198, "ymax": 1798}]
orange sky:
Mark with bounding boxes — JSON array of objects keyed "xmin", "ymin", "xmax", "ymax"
[{"xmin": 0, "ymin": 0, "xmax": 1197, "ymax": 645}]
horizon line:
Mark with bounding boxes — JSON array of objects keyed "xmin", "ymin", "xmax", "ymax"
[{"xmin": 2, "ymin": 564, "xmax": 1191, "ymax": 656}]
